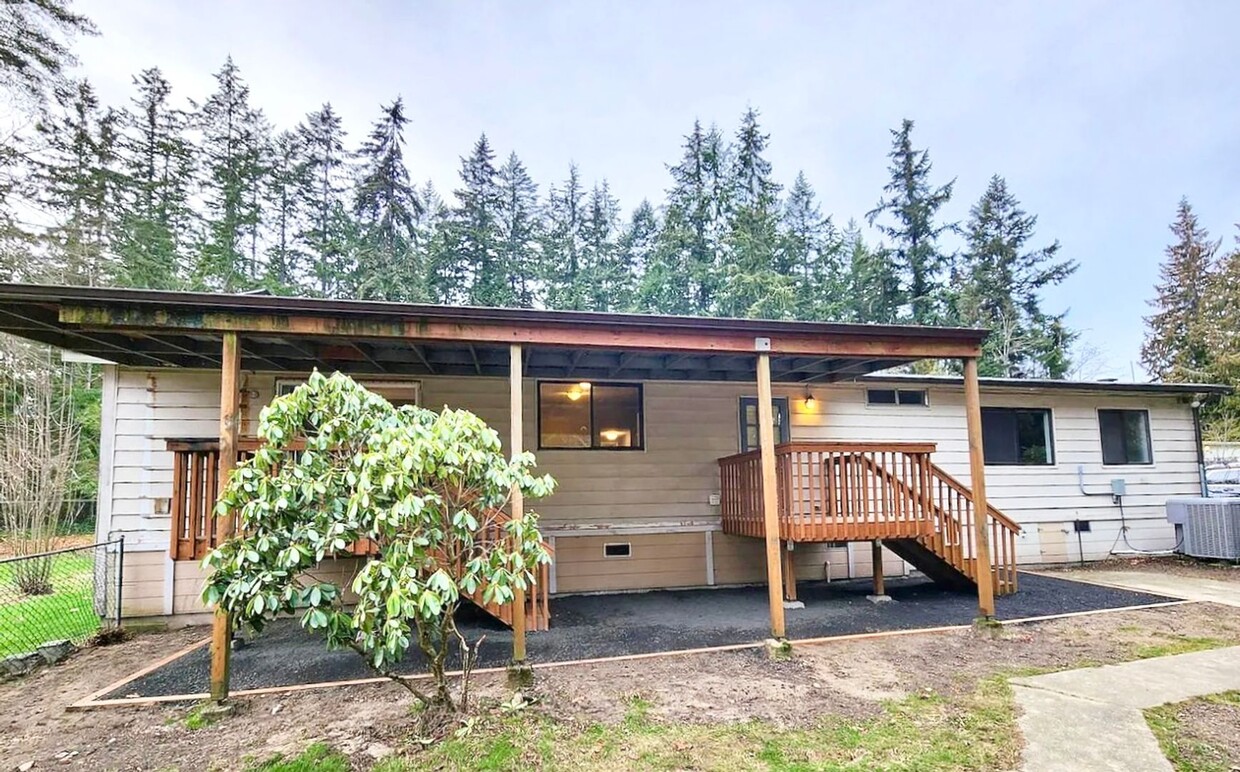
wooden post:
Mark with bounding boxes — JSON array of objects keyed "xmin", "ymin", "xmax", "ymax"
[
  {"xmin": 509, "ymin": 344, "xmax": 527, "ymax": 664},
  {"xmin": 757, "ymin": 353, "xmax": 786, "ymax": 639},
  {"xmin": 871, "ymin": 540, "xmax": 886, "ymax": 597},
  {"xmin": 781, "ymin": 541, "xmax": 797, "ymax": 602},
  {"xmin": 209, "ymin": 332, "xmax": 241, "ymax": 703},
  {"xmin": 963, "ymin": 357, "xmax": 996, "ymax": 619}
]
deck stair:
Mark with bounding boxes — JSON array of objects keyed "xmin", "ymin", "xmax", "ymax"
[
  {"xmin": 718, "ymin": 442, "xmax": 1020, "ymax": 595},
  {"xmin": 166, "ymin": 438, "xmax": 552, "ymax": 631}
]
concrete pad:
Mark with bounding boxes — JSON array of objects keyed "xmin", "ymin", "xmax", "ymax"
[
  {"xmin": 1014, "ymin": 686, "xmax": 1171, "ymax": 772},
  {"xmin": 1011, "ymin": 646, "xmax": 1240, "ymax": 710},
  {"xmin": 1049, "ymin": 569, "xmax": 1240, "ymax": 607}
]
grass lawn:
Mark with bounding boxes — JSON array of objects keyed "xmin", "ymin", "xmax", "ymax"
[
  {"xmin": 1146, "ymin": 691, "xmax": 1240, "ymax": 772},
  {"xmin": 246, "ymin": 678, "xmax": 1020, "ymax": 772},
  {"xmin": 0, "ymin": 551, "xmax": 101, "ymax": 656}
]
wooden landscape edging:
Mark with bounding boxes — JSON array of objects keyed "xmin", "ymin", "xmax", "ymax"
[{"xmin": 66, "ymin": 598, "xmax": 1197, "ymax": 711}]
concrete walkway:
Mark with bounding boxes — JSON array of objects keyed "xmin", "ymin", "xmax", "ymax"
[
  {"xmin": 1013, "ymin": 646, "xmax": 1240, "ymax": 771},
  {"xmin": 1045, "ymin": 569, "xmax": 1240, "ymax": 607}
]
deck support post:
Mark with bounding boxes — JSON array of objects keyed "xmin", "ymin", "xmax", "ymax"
[
  {"xmin": 756, "ymin": 353, "xmax": 787, "ymax": 639},
  {"xmin": 870, "ymin": 540, "xmax": 886, "ymax": 597},
  {"xmin": 509, "ymin": 344, "xmax": 529, "ymax": 671},
  {"xmin": 209, "ymin": 331, "xmax": 241, "ymax": 703},
  {"xmin": 781, "ymin": 541, "xmax": 797, "ymax": 602},
  {"xmin": 962, "ymin": 357, "xmax": 996, "ymax": 619}
]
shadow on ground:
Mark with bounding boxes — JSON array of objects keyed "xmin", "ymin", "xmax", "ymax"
[{"xmin": 104, "ymin": 572, "xmax": 1173, "ymax": 699}]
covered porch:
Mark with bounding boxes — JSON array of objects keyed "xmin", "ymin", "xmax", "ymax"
[{"xmin": 0, "ymin": 282, "xmax": 1002, "ymax": 701}]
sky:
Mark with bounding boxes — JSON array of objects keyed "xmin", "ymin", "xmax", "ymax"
[{"xmin": 72, "ymin": 0, "xmax": 1240, "ymax": 381}]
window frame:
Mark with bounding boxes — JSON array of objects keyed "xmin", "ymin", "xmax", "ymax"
[
  {"xmin": 536, "ymin": 380, "xmax": 645, "ymax": 452},
  {"xmin": 980, "ymin": 406, "xmax": 1056, "ymax": 467},
  {"xmin": 1097, "ymin": 408, "xmax": 1154, "ymax": 466},
  {"xmin": 738, "ymin": 396, "xmax": 791, "ymax": 453},
  {"xmin": 865, "ymin": 388, "xmax": 930, "ymax": 408}
]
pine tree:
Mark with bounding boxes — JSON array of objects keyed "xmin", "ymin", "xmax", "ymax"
[
  {"xmin": 352, "ymin": 98, "xmax": 422, "ymax": 301},
  {"xmin": 615, "ymin": 199, "xmax": 658, "ymax": 312},
  {"xmin": 34, "ymin": 79, "xmax": 121, "ymax": 286},
  {"xmin": 495, "ymin": 152, "xmax": 540, "ymax": 307},
  {"xmin": 866, "ymin": 119, "xmax": 955, "ymax": 325},
  {"xmin": 1200, "ymin": 228, "xmax": 1240, "ymax": 439},
  {"xmin": 780, "ymin": 171, "xmax": 844, "ymax": 321},
  {"xmin": 260, "ymin": 129, "xmax": 309, "ymax": 293},
  {"xmin": 297, "ymin": 103, "xmax": 352, "ymax": 297},
  {"xmin": 195, "ymin": 57, "xmax": 267, "ymax": 291},
  {"xmin": 540, "ymin": 164, "xmax": 586, "ymax": 310},
  {"xmin": 843, "ymin": 219, "xmax": 900, "ymax": 323},
  {"xmin": 113, "ymin": 67, "xmax": 194, "ymax": 289},
  {"xmin": 0, "ymin": 0, "xmax": 97, "ymax": 105},
  {"xmin": 1141, "ymin": 198, "xmax": 1218, "ymax": 381},
  {"xmin": 419, "ymin": 181, "xmax": 454, "ymax": 304},
  {"xmin": 654, "ymin": 120, "xmax": 729, "ymax": 314},
  {"xmin": 956, "ymin": 176, "xmax": 1077, "ymax": 377},
  {"xmin": 578, "ymin": 180, "xmax": 623, "ymax": 312},
  {"xmin": 717, "ymin": 108, "xmax": 793, "ymax": 319},
  {"xmin": 446, "ymin": 135, "xmax": 507, "ymax": 306}
]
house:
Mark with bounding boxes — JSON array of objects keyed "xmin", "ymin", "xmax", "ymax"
[{"xmin": 0, "ymin": 283, "xmax": 1225, "ymax": 697}]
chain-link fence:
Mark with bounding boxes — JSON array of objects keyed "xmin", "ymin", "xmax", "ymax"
[{"xmin": 0, "ymin": 538, "xmax": 123, "ymax": 665}]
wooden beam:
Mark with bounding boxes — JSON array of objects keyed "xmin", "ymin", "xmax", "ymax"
[
  {"xmin": 467, "ymin": 344, "xmax": 482, "ymax": 375},
  {"xmin": 756, "ymin": 353, "xmax": 786, "ymax": 640},
  {"xmin": 963, "ymin": 357, "xmax": 996, "ymax": 619},
  {"xmin": 61, "ymin": 305, "xmax": 984, "ymax": 360},
  {"xmin": 0, "ymin": 307, "xmax": 179, "ymax": 367},
  {"xmin": 349, "ymin": 341, "xmax": 388, "ymax": 373},
  {"xmin": 871, "ymin": 540, "xmax": 886, "ymax": 597},
  {"xmin": 781, "ymin": 542, "xmax": 797, "ymax": 602},
  {"xmin": 210, "ymin": 332, "xmax": 241, "ymax": 703},
  {"xmin": 410, "ymin": 344, "xmax": 436, "ymax": 374},
  {"xmin": 509, "ymin": 344, "xmax": 527, "ymax": 664}
]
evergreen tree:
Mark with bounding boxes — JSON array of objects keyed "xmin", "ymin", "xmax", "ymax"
[
  {"xmin": 445, "ymin": 135, "xmax": 506, "ymax": 306},
  {"xmin": 843, "ymin": 219, "xmax": 900, "ymax": 323},
  {"xmin": 578, "ymin": 180, "xmax": 623, "ymax": 312},
  {"xmin": 495, "ymin": 152, "xmax": 540, "ymax": 307},
  {"xmin": 352, "ymin": 97, "xmax": 422, "ymax": 301},
  {"xmin": 1200, "ymin": 228, "xmax": 1240, "ymax": 439},
  {"xmin": 34, "ymin": 79, "xmax": 121, "ymax": 286},
  {"xmin": 615, "ymin": 199, "xmax": 658, "ymax": 312},
  {"xmin": 718, "ymin": 108, "xmax": 793, "ymax": 319},
  {"xmin": 419, "ymin": 181, "xmax": 454, "ymax": 304},
  {"xmin": 114, "ymin": 67, "xmax": 194, "ymax": 289},
  {"xmin": 866, "ymin": 119, "xmax": 955, "ymax": 325},
  {"xmin": 260, "ymin": 129, "xmax": 310, "ymax": 293},
  {"xmin": 540, "ymin": 164, "xmax": 586, "ymax": 309},
  {"xmin": 653, "ymin": 120, "xmax": 729, "ymax": 314},
  {"xmin": 956, "ymin": 176, "xmax": 1077, "ymax": 377},
  {"xmin": 0, "ymin": 0, "xmax": 96, "ymax": 105},
  {"xmin": 195, "ymin": 57, "xmax": 267, "ymax": 291},
  {"xmin": 780, "ymin": 171, "xmax": 844, "ymax": 321},
  {"xmin": 1141, "ymin": 198, "xmax": 1218, "ymax": 381},
  {"xmin": 297, "ymin": 103, "xmax": 352, "ymax": 297}
]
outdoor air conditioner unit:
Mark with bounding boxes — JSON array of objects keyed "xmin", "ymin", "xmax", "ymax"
[{"xmin": 1166, "ymin": 497, "xmax": 1240, "ymax": 560}]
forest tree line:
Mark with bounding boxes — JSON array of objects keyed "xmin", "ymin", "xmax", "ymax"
[{"xmin": 0, "ymin": 32, "xmax": 1081, "ymax": 379}]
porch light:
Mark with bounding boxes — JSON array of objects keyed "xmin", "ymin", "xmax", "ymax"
[{"xmin": 804, "ymin": 389, "xmax": 816, "ymax": 409}]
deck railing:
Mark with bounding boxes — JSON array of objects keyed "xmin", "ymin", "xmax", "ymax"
[
  {"xmin": 718, "ymin": 442, "xmax": 939, "ymax": 542},
  {"xmin": 165, "ymin": 438, "xmax": 552, "ymax": 629}
]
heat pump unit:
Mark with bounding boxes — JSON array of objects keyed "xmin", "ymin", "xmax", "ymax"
[{"xmin": 1166, "ymin": 497, "xmax": 1240, "ymax": 560}]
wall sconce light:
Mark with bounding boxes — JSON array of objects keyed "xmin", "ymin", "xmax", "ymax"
[{"xmin": 803, "ymin": 389, "xmax": 816, "ymax": 409}]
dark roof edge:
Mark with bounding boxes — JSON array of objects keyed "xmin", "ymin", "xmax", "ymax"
[
  {"xmin": 858, "ymin": 372, "xmax": 1232, "ymax": 396},
  {"xmin": 0, "ymin": 282, "xmax": 988, "ymax": 343}
]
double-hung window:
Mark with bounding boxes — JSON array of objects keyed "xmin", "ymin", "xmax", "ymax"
[{"xmin": 1099, "ymin": 409, "xmax": 1153, "ymax": 465}]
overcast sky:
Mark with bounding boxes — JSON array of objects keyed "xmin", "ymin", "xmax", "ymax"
[{"xmin": 74, "ymin": 1, "xmax": 1240, "ymax": 380}]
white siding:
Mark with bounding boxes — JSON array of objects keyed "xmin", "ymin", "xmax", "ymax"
[{"xmin": 99, "ymin": 366, "xmax": 1201, "ymax": 615}]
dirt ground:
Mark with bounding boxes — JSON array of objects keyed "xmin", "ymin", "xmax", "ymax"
[
  {"xmin": 3, "ymin": 601, "xmax": 1239, "ymax": 771},
  {"xmin": 0, "ymin": 533, "xmax": 94, "ymax": 558},
  {"xmin": 1050, "ymin": 555, "xmax": 1240, "ymax": 583},
  {"xmin": 1161, "ymin": 694, "xmax": 1240, "ymax": 769}
]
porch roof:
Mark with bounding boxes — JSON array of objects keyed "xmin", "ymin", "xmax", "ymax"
[{"xmin": 0, "ymin": 283, "xmax": 987, "ymax": 383}]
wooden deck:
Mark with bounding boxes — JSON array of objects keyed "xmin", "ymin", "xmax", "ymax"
[
  {"xmin": 167, "ymin": 438, "xmax": 552, "ymax": 632},
  {"xmin": 718, "ymin": 442, "xmax": 1021, "ymax": 595}
]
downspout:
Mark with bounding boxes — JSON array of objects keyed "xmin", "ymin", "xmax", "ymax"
[{"xmin": 1191, "ymin": 396, "xmax": 1207, "ymax": 496}]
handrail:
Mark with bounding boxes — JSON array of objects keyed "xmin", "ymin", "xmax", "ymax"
[
  {"xmin": 716, "ymin": 441, "xmax": 939, "ymax": 465},
  {"xmin": 926, "ymin": 464, "xmax": 1022, "ymax": 533}
]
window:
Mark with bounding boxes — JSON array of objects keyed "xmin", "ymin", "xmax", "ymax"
[
  {"xmin": 275, "ymin": 378, "xmax": 420, "ymax": 407},
  {"xmin": 981, "ymin": 407, "xmax": 1054, "ymax": 465},
  {"xmin": 866, "ymin": 388, "xmax": 928, "ymax": 407},
  {"xmin": 1099, "ymin": 409, "xmax": 1152, "ymax": 465},
  {"xmin": 538, "ymin": 381, "xmax": 643, "ymax": 450},
  {"xmin": 739, "ymin": 397, "xmax": 790, "ymax": 453}
]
